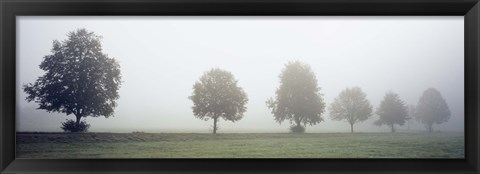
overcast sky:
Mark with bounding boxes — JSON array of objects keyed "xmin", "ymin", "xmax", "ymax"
[{"xmin": 16, "ymin": 16, "xmax": 464, "ymax": 133}]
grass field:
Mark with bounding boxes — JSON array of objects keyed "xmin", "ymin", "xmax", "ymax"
[{"xmin": 16, "ymin": 132, "xmax": 464, "ymax": 158}]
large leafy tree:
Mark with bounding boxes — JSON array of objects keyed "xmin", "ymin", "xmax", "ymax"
[
  {"xmin": 329, "ymin": 87, "xmax": 372, "ymax": 133},
  {"xmin": 23, "ymin": 28, "xmax": 122, "ymax": 132},
  {"xmin": 266, "ymin": 61, "xmax": 326, "ymax": 133},
  {"xmin": 415, "ymin": 88, "xmax": 451, "ymax": 132},
  {"xmin": 189, "ymin": 68, "xmax": 248, "ymax": 134},
  {"xmin": 374, "ymin": 92, "xmax": 408, "ymax": 132}
]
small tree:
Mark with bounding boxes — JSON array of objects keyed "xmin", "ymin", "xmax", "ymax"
[
  {"xmin": 266, "ymin": 61, "xmax": 326, "ymax": 133},
  {"xmin": 23, "ymin": 28, "xmax": 122, "ymax": 131},
  {"xmin": 415, "ymin": 88, "xmax": 451, "ymax": 132},
  {"xmin": 329, "ymin": 87, "xmax": 372, "ymax": 133},
  {"xmin": 374, "ymin": 92, "xmax": 408, "ymax": 132},
  {"xmin": 189, "ymin": 68, "xmax": 248, "ymax": 134}
]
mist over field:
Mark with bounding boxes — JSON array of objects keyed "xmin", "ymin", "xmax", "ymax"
[{"xmin": 16, "ymin": 16, "xmax": 464, "ymax": 133}]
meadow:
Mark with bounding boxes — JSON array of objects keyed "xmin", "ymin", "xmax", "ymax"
[{"xmin": 16, "ymin": 132, "xmax": 464, "ymax": 158}]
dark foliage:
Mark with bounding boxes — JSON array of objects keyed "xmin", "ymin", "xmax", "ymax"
[
  {"xmin": 61, "ymin": 119, "xmax": 90, "ymax": 133},
  {"xmin": 289, "ymin": 125, "xmax": 306, "ymax": 133},
  {"xmin": 23, "ymin": 28, "xmax": 122, "ymax": 130}
]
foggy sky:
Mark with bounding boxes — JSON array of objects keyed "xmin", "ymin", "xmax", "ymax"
[{"xmin": 16, "ymin": 16, "xmax": 464, "ymax": 133}]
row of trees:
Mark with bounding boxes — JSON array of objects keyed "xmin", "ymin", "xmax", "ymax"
[
  {"xmin": 190, "ymin": 61, "xmax": 451, "ymax": 134},
  {"xmin": 23, "ymin": 29, "xmax": 451, "ymax": 134}
]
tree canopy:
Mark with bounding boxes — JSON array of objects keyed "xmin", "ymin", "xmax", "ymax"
[
  {"xmin": 415, "ymin": 88, "xmax": 451, "ymax": 132},
  {"xmin": 329, "ymin": 86, "xmax": 372, "ymax": 133},
  {"xmin": 266, "ymin": 61, "xmax": 326, "ymax": 133},
  {"xmin": 374, "ymin": 91, "xmax": 409, "ymax": 132},
  {"xmin": 23, "ymin": 28, "xmax": 122, "ymax": 132},
  {"xmin": 189, "ymin": 68, "xmax": 248, "ymax": 134}
]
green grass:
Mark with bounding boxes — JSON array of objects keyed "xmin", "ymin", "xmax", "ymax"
[{"xmin": 16, "ymin": 132, "xmax": 464, "ymax": 158}]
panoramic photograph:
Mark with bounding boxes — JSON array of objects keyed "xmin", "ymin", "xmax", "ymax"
[{"xmin": 16, "ymin": 16, "xmax": 464, "ymax": 158}]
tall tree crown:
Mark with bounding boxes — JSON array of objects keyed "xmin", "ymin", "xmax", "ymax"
[
  {"xmin": 374, "ymin": 91, "xmax": 408, "ymax": 127},
  {"xmin": 415, "ymin": 88, "xmax": 451, "ymax": 129},
  {"xmin": 189, "ymin": 68, "xmax": 248, "ymax": 123},
  {"xmin": 23, "ymin": 28, "xmax": 122, "ymax": 119},
  {"xmin": 329, "ymin": 86, "xmax": 372, "ymax": 132},
  {"xmin": 266, "ymin": 61, "xmax": 326, "ymax": 128}
]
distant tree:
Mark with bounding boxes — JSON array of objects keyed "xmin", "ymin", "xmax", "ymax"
[
  {"xmin": 374, "ymin": 92, "xmax": 408, "ymax": 132},
  {"xmin": 23, "ymin": 28, "xmax": 122, "ymax": 132},
  {"xmin": 266, "ymin": 61, "xmax": 326, "ymax": 133},
  {"xmin": 407, "ymin": 104, "xmax": 416, "ymax": 130},
  {"xmin": 415, "ymin": 88, "xmax": 451, "ymax": 132},
  {"xmin": 189, "ymin": 68, "xmax": 248, "ymax": 134},
  {"xmin": 329, "ymin": 87, "xmax": 373, "ymax": 133}
]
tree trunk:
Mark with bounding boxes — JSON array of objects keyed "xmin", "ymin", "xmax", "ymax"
[
  {"xmin": 350, "ymin": 123, "xmax": 354, "ymax": 133},
  {"xmin": 213, "ymin": 117, "xmax": 218, "ymax": 134},
  {"xmin": 75, "ymin": 114, "xmax": 82, "ymax": 129},
  {"xmin": 391, "ymin": 124, "xmax": 395, "ymax": 133}
]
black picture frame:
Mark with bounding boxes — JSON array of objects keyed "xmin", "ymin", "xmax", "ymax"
[{"xmin": 1, "ymin": 0, "xmax": 479, "ymax": 173}]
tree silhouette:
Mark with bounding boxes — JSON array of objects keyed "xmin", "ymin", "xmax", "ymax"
[
  {"xmin": 61, "ymin": 119, "xmax": 90, "ymax": 133},
  {"xmin": 266, "ymin": 61, "xmax": 326, "ymax": 133},
  {"xmin": 189, "ymin": 68, "xmax": 248, "ymax": 134},
  {"xmin": 415, "ymin": 88, "xmax": 451, "ymax": 132},
  {"xmin": 374, "ymin": 91, "xmax": 408, "ymax": 132},
  {"xmin": 329, "ymin": 87, "xmax": 372, "ymax": 133},
  {"xmin": 23, "ymin": 28, "xmax": 122, "ymax": 132}
]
